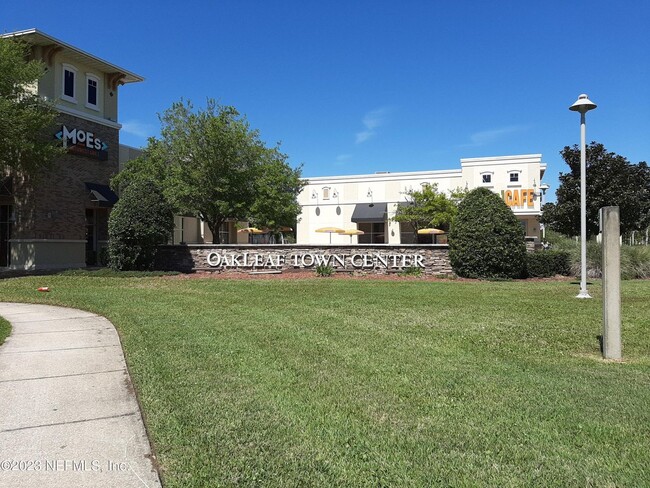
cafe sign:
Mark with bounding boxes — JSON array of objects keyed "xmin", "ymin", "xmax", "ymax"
[
  {"xmin": 501, "ymin": 189, "xmax": 535, "ymax": 208},
  {"xmin": 55, "ymin": 125, "xmax": 109, "ymax": 161},
  {"xmin": 207, "ymin": 252, "xmax": 425, "ymax": 270}
]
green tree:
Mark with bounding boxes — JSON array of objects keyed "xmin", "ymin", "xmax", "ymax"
[
  {"xmin": 0, "ymin": 37, "xmax": 63, "ymax": 172},
  {"xmin": 108, "ymin": 179, "xmax": 174, "ymax": 270},
  {"xmin": 541, "ymin": 143, "xmax": 649, "ymax": 237},
  {"xmin": 392, "ymin": 184, "xmax": 463, "ymax": 239},
  {"xmin": 248, "ymin": 147, "xmax": 304, "ymax": 231},
  {"xmin": 449, "ymin": 187, "xmax": 526, "ymax": 279},
  {"xmin": 115, "ymin": 99, "xmax": 304, "ymax": 243}
]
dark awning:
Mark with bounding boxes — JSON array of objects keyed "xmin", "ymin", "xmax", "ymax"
[
  {"xmin": 351, "ymin": 202, "xmax": 387, "ymax": 223},
  {"xmin": 396, "ymin": 201, "xmax": 413, "ymax": 210},
  {"xmin": 85, "ymin": 182, "xmax": 118, "ymax": 208}
]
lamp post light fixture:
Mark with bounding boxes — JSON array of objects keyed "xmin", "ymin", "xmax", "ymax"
[
  {"xmin": 569, "ymin": 94, "xmax": 597, "ymax": 299},
  {"xmin": 367, "ymin": 188, "xmax": 374, "ymax": 207}
]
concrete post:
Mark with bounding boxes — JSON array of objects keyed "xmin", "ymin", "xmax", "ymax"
[{"xmin": 601, "ymin": 206, "xmax": 622, "ymax": 360}]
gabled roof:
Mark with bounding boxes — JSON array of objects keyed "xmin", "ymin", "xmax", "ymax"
[{"xmin": 1, "ymin": 28, "xmax": 144, "ymax": 84}]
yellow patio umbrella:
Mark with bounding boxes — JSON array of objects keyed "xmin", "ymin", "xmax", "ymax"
[
  {"xmin": 337, "ymin": 229, "xmax": 365, "ymax": 243},
  {"xmin": 237, "ymin": 227, "xmax": 265, "ymax": 234},
  {"xmin": 417, "ymin": 228, "xmax": 445, "ymax": 235},
  {"xmin": 315, "ymin": 227, "xmax": 345, "ymax": 244}
]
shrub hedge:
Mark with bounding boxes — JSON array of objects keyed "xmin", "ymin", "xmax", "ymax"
[
  {"xmin": 526, "ymin": 250, "xmax": 572, "ymax": 277},
  {"xmin": 449, "ymin": 187, "xmax": 527, "ymax": 279},
  {"xmin": 108, "ymin": 180, "xmax": 175, "ymax": 271}
]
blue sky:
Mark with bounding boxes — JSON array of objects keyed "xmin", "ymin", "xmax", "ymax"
[{"xmin": 3, "ymin": 1, "xmax": 649, "ymax": 201}]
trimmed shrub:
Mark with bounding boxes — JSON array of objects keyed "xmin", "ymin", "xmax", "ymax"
[
  {"xmin": 108, "ymin": 180, "xmax": 175, "ymax": 271},
  {"xmin": 400, "ymin": 266, "xmax": 423, "ymax": 277},
  {"xmin": 449, "ymin": 187, "xmax": 526, "ymax": 279},
  {"xmin": 526, "ymin": 250, "xmax": 572, "ymax": 277},
  {"xmin": 315, "ymin": 264, "xmax": 334, "ymax": 277}
]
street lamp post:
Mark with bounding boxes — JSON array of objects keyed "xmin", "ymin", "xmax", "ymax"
[{"xmin": 569, "ymin": 94, "xmax": 597, "ymax": 299}]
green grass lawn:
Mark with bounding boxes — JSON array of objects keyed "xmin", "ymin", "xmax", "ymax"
[
  {"xmin": 0, "ymin": 316, "xmax": 10, "ymax": 346},
  {"xmin": 1, "ymin": 275, "xmax": 649, "ymax": 487}
]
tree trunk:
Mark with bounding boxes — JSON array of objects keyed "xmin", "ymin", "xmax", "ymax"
[{"xmin": 206, "ymin": 220, "xmax": 223, "ymax": 244}]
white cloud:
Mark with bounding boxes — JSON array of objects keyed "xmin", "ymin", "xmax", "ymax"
[
  {"xmin": 355, "ymin": 107, "xmax": 390, "ymax": 144},
  {"xmin": 336, "ymin": 153, "xmax": 352, "ymax": 161},
  {"xmin": 121, "ymin": 120, "xmax": 155, "ymax": 139},
  {"xmin": 461, "ymin": 125, "xmax": 528, "ymax": 147}
]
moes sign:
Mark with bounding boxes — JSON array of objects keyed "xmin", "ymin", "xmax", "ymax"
[{"xmin": 55, "ymin": 125, "xmax": 109, "ymax": 161}]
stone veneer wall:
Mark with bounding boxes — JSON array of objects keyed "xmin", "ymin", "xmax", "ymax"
[{"xmin": 155, "ymin": 244, "xmax": 453, "ymax": 275}]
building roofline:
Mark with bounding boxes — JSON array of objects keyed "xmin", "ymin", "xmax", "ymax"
[
  {"xmin": 303, "ymin": 154, "xmax": 546, "ymax": 183},
  {"xmin": 460, "ymin": 154, "xmax": 543, "ymax": 166},
  {"xmin": 1, "ymin": 28, "xmax": 144, "ymax": 84},
  {"xmin": 302, "ymin": 168, "xmax": 462, "ymax": 183},
  {"xmin": 119, "ymin": 143, "xmax": 144, "ymax": 151}
]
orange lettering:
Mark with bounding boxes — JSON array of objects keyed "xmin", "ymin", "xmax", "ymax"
[
  {"xmin": 505, "ymin": 190, "xmax": 513, "ymax": 206},
  {"xmin": 513, "ymin": 190, "xmax": 521, "ymax": 206}
]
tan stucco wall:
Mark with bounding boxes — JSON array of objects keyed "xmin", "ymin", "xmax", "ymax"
[{"xmin": 37, "ymin": 52, "xmax": 117, "ymax": 122}]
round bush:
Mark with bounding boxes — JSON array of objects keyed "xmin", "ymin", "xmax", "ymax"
[
  {"xmin": 108, "ymin": 180, "xmax": 175, "ymax": 271},
  {"xmin": 449, "ymin": 187, "xmax": 526, "ymax": 279}
]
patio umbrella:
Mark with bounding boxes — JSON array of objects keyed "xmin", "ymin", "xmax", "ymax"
[
  {"xmin": 337, "ymin": 229, "xmax": 364, "ymax": 243},
  {"xmin": 315, "ymin": 227, "xmax": 345, "ymax": 244},
  {"xmin": 237, "ymin": 227, "xmax": 265, "ymax": 234},
  {"xmin": 417, "ymin": 228, "xmax": 445, "ymax": 235},
  {"xmin": 237, "ymin": 227, "xmax": 265, "ymax": 244}
]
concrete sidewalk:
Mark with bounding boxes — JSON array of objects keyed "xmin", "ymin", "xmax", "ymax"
[{"xmin": 0, "ymin": 303, "xmax": 162, "ymax": 488}]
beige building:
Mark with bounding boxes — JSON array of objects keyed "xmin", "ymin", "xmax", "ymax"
[
  {"xmin": 1, "ymin": 29, "xmax": 142, "ymax": 270},
  {"xmin": 297, "ymin": 154, "xmax": 548, "ymax": 245}
]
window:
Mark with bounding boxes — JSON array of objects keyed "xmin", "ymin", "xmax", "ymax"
[
  {"xmin": 322, "ymin": 187, "xmax": 330, "ymax": 200},
  {"xmin": 218, "ymin": 222, "xmax": 230, "ymax": 244},
  {"xmin": 86, "ymin": 74, "xmax": 99, "ymax": 109},
  {"xmin": 519, "ymin": 220, "xmax": 528, "ymax": 235},
  {"xmin": 358, "ymin": 222, "xmax": 385, "ymax": 244},
  {"xmin": 482, "ymin": 174, "xmax": 492, "ymax": 184},
  {"xmin": 62, "ymin": 64, "xmax": 77, "ymax": 102},
  {"xmin": 399, "ymin": 222, "xmax": 417, "ymax": 244},
  {"xmin": 0, "ymin": 177, "xmax": 12, "ymax": 197},
  {"xmin": 509, "ymin": 172, "xmax": 519, "ymax": 183}
]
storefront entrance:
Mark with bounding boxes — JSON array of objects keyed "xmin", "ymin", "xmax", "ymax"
[
  {"xmin": 85, "ymin": 208, "xmax": 97, "ymax": 266},
  {"xmin": 0, "ymin": 205, "xmax": 11, "ymax": 267}
]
